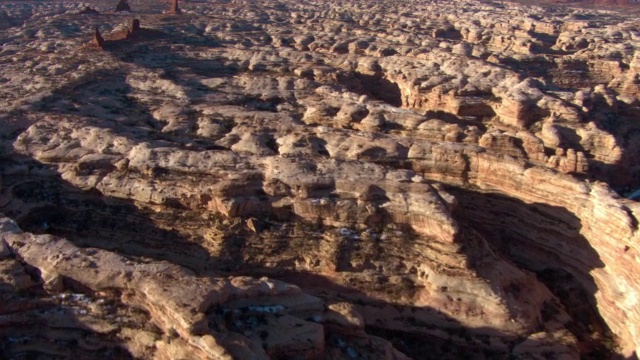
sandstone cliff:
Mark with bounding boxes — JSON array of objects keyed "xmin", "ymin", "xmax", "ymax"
[{"xmin": 1, "ymin": 0, "xmax": 639, "ymax": 359}]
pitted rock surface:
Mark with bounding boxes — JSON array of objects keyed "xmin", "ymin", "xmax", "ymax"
[{"xmin": 1, "ymin": 0, "xmax": 640, "ymax": 359}]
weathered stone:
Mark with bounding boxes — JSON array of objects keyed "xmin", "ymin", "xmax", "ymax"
[
  {"xmin": 2, "ymin": 0, "xmax": 640, "ymax": 358},
  {"xmin": 168, "ymin": 0, "xmax": 181, "ymax": 15},
  {"xmin": 115, "ymin": 0, "xmax": 131, "ymax": 12},
  {"xmin": 90, "ymin": 27, "xmax": 104, "ymax": 49}
]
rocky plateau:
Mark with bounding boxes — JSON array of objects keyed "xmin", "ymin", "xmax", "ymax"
[{"xmin": 1, "ymin": 0, "xmax": 640, "ymax": 359}]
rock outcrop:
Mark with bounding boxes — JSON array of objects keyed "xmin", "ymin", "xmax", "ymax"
[
  {"xmin": 1, "ymin": 0, "xmax": 640, "ymax": 359},
  {"xmin": 77, "ymin": 6, "xmax": 100, "ymax": 15},
  {"xmin": 115, "ymin": 0, "xmax": 131, "ymax": 12},
  {"xmin": 90, "ymin": 27, "xmax": 104, "ymax": 49},
  {"xmin": 168, "ymin": 0, "xmax": 181, "ymax": 15},
  {"xmin": 0, "ymin": 216, "xmax": 408, "ymax": 359}
]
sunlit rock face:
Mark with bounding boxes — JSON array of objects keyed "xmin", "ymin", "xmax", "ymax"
[{"xmin": 1, "ymin": 0, "xmax": 640, "ymax": 359}]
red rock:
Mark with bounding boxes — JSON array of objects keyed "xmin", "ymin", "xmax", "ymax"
[
  {"xmin": 168, "ymin": 0, "xmax": 181, "ymax": 14},
  {"xmin": 90, "ymin": 27, "xmax": 105, "ymax": 49}
]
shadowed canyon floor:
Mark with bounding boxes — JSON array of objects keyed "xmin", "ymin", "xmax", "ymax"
[{"xmin": 1, "ymin": 0, "xmax": 640, "ymax": 359}]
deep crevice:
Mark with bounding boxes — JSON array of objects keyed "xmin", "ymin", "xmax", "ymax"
[{"xmin": 447, "ymin": 186, "xmax": 622, "ymax": 359}]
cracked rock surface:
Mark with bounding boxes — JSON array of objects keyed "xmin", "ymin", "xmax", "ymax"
[{"xmin": 1, "ymin": 0, "xmax": 640, "ymax": 359}]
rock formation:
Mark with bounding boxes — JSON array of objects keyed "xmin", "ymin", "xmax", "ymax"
[
  {"xmin": 77, "ymin": 6, "xmax": 100, "ymax": 15},
  {"xmin": 90, "ymin": 26, "xmax": 104, "ymax": 49},
  {"xmin": 514, "ymin": 0, "xmax": 640, "ymax": 6},
  {"xmin": 115, "ymin": 0, "xmax": 131, "ymax": 12},
  {"xmin": 1, "ymin": 0, "xmax": 640, "ymax": 359},
  {"xmin": 86, "ymin": 19, "xmax": 165, "ymax": 48},
  {"xmin": 168, "ymin": 0, "xmax": 181, "ymax": 14}
]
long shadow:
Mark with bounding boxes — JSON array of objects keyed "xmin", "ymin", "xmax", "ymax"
[
  {"xmin": 0, "ymin": 154, "xmax": 216, "ymax": 273},
  {"xmin": 95, "ymin": 22, "xmax": 302, "ymax": 132},
  {"xmin": 2, "ymin": 117, "xmax": 613, "ymax": 356},
  {"xmin": 0, "ymin": 15, "xmax": 247, "ymax": 359},
  {"xmin": 336, "ymin": 71, "xmax": 403, "ymax": 107},
  {"xmin": 24, "ymin": 63, "xmax": 234, "ymax": 150},
  {"xmin": 1, "ymin": 19, "xmax": 288, "ymax": 273},
  {"xmin": 0, "ymin": 49, "xmax": 281, "ymax": 356},
  {"xmin": 195, "ymin": 181, "xmax": 633, "ymax": 358},
  {"xmin": 3, "ymin": 53, "xmax": 239, "ymax": 266},
  {"xmin": 0, "ymin": 153, "xmax": 212, "ymax": 358},
  {"xmin": 255, "ymin": 271, "xmax": 515, "ymax": 359},
  {"xmin": 0, "ymin": 276, "xmax": 143, "ymax": 359},
  {"xmin": 0, "ymin": 147, "xmax": 497, "ymax": 359},
  {"xmin": 446, "ymin": 187, "xmax": 631, "ymax": 359},
  {"xmin": 3, "ymin": 104, "xmax": 633, "ymax": 359},
  {"xmin": 224, "ymin": 265, "xmax": 605, "ymax": 359},
  {"xmin": 3, "ymin": 13, "xmax": 638, "ymax": 359}
]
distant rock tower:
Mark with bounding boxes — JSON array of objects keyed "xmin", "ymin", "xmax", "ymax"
[
  {"xmin": 168, "ymin": 0, "xmax": 181, "ymax": 14},
  {"xmin": 125, "ymin": 19, "xmax": 141, "ymax": 39},
  {"xmin": 115, "ymin": 0, "xmax": 131, "ymax": 12},
  {"xmin": 131, "ymin": 19, "xmax": 141, "ymax": 32},
  {"xmin": 91, "ymin": 27, "xmax": 105, "ymax": 49}
]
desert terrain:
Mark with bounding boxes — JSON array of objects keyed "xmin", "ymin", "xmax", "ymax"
[{"xmin": 1, "ymin": 0, "xmax": 640, "ymax": 359}]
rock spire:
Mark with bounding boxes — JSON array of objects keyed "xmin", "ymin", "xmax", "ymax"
[
  {"xmin": 168, "ymin": 0, "xmax": 181, "ymax": 14},
  {"xmin": 115, "ymin": 0, "xmax": 131, "ymax": 12},
  {"xmin": 91, "ymin": 27, "xmax": 104, "ymax": 49}
]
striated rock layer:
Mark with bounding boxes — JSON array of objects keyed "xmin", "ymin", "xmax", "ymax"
[{"xmin": 1, "ymin": 0, "xmax": 640, "ymax": 359}]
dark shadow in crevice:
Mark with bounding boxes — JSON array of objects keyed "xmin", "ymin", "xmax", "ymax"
[
  {"xmin": 22, "ymin": 62, "xmax": 238, "ymax": 152},
  {"xmin": 185, "ymin": 180, "xmax": 629, "ymax": 358},
  {"xmin": 0, "ymin": 284, "xmax": 138, "ymax": 360},
  {"xmin": 2, "ymin": 14, "xmax": 637, "ymax": 360},
  {"xmin": 336, "ymin": 71, "xmax": 402, "ymax": 107},
  {"xmin": 230, "ymin": 266, "xmax": 583, "ymax": 359},
  {"xmin": 424, "ymin": 110, "xmax": 488, "ymax": 132},
  {"xmin": 0, "ymin": 156, "xmax": 216, "ymax": 276},
  {"xmin": 0, "ymin": 155, "xmax": 202, "ymax": 359},
  {"xmin": 2, "ymin": 149, "xmax": 634, "ymax": 358},
  {"xmin": 446, "ymin": 187, "xmax": 628, "ymax": 359},
  {"xmin": 355, "ymin": 72, "xmax": 403, "ymax": 107}
]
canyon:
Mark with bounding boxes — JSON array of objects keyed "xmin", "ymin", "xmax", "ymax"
[{"xmin": 1, "ymin": 0, "xmax": 640, "ymax": 359}]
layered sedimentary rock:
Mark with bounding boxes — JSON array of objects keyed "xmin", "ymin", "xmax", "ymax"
[
  {"xmin": 1, "ymin": 0, "xmax": 640, "ymax": 359},
  {"xmin": 0, "ymin": 216, "xmax": 408, "ymax": 359}
]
